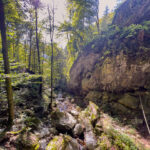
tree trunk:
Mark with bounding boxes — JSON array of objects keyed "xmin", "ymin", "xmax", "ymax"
[
  {"xmin": 24, "ymin": 40, "xmax": 27, "ymax": 66},
  {"xmin": 48, "ymin": 6, "xmax": 55, "ymax": 109},
  {"xmin": 96, "ymin": 0, "xmax": 100, "ymax": 34},
  {"xmin": 28, "ymin": 28, "xmax": 32, "ymax": 71},
  {"xmin": 50, "ymin": 41, "xmax": 53, "ymax": 108},
  {"xmin": 96, "ymin": 14, "xmax": 100, "ymax": 34},
  {"xmin": 35, "ymin": 7, "xmax": 42, "ymax": 96},
  {"xmin": 0, "ymin": 0, "xmax": 14, "ymax": 126}
]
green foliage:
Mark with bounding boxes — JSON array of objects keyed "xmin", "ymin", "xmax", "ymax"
[
  {"xmin": 108, "ymin": 129, "xmax": 138, "ymax": 150},
  {"xmin": 58, "ymin": 0, "xmax": 101, "ymax": 79},
  {"xmin": 120, "ymin": 24, "xmax": 143, "ymax": 38},
  {"xmin": 24, "ymin": 117, "xmax": 41, "ymax": 130},
  {"xmin": 83, "ymin": 20, "xmax": 150, "ymax": 57}
]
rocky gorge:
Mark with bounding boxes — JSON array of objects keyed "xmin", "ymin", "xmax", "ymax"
[
  {"xmin": 69, "ymin": 0, "xmax": 150, "ymax": 120},
  {"xmin": 0, "ymin": 0, "xmax": 150, "ymax": 149}
]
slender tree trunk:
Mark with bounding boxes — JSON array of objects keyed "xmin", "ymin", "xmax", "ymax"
[
  {"xmin": 96, "ymin": 0, "xmax": 100, "ymax": 34},
  {"xmin": 35, "ymin": 7, "xmax": 42, "ymax": 96},
  {"xmin": 28, "ymin": 29, "xmax": 32, "ymax": 71},
  {"xmin": 24, "ymin": 40, "xmax": 27, "ymax": 66},
  {"xmin": 13, "ymin": 42, "xmax": 15, "ymax": 59},
  {"xmin": 35, "ymin": 7, "xmax": 40, "ymax": 72},
  {"xmin": 48, "ymin": 5, "xmax": 55, "ymax": 109},
  {"xmin": 33, "ymin": 46, "xmax": 36, "ymax": 72},
  {"xmin": 96, "ymin": 14, "xmax": 100, "ymax": 34},
  {"xmin": 50, "ymin": 40, "xmax": 53, "ymax": 107},
  {"xmin": 0, "ymin": 0, "xmax": 14, "ymax": 126},
  {"xmin": 15, "ymin": 35, "xmax": 20, "ymax": 63},
  {"xmin": 42, "ymin": 42, "xmax": 45, "ymax": 74}
]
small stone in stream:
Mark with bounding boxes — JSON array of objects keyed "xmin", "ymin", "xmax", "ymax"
[
  {"xmin": 14, "ymin": 118, "xmax": 22, "ymax": 124},
  {"xmin": 49, "ymin": 127, "xmax": 58, "ymax": 135},
  {"xmin": 14, "ymin": 113, "xmax": 27, "ymax": 124},
  {"xmin": 71, "ymin": 99, "xmax": 75, "ymax": 103},
  {"xmin": 39, "ymin": 128, "xmax": 50, "ymax": 138},
  {"xmin": 20, "ymin": 123, "xmax": 26, "ymax": 129},
  {"xmin": 84, "ymin": 131, "xmax": 97, "ymax": 150},
  {"xmin": 70, "ymin": 109, "xmax": 79, "ymax": 116},
  {"xmin": 12, "ymin": 125, "xmax": 19, "ymax": 132},
  {"xmin": 34, "ymin": 131, "xmax": 40, "ymax": 138},
  {"xmin": 73, "ymin": 124, "xmax": 84, "ymax": 136},
  {"xmin": 20, "ymin": 113, "xmax": 27, "ymax": 120},
  {"xmin": 39, "ymin": 139, "xmax": 47, "ymax": 149},
  {"xmin": 0, "ymin": 128, "xmax": 4, "ymax": 133},
  {"xmin": 52, "ymin": 101, "xmax": 57, "ymax": 107}
]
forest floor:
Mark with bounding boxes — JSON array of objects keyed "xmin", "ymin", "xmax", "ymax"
[{"xmin": 0, "ymin": 89, "xmax": 150, "ymax": 149}]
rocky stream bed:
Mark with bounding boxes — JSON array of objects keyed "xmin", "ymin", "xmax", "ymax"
[{"xmin": 0, "ymin": 92, "xmax": 150, "ymax": 150}]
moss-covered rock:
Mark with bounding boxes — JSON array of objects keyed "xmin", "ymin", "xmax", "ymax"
[
  {"xmin": 84, "ymin": 91, "xmax": 102, "ymax": 103},
  {"xmin": 78, "ymin": 101, "xmax": 100, "ymax": 130},
  {"xmin": 78, "ymin": 109, "xmax": 93, "ymax": 132},
  {"xmin": 46, "ymin": 135, "xmax": 81, "ymax": 150},
  {"xmin": 118, "ymin": 94, "xmax": 139, "ymax": 109},
  {"xmin": 87, "ymin": 101, "xmax": 100, "ymax": 123},
  {"xmin": 46, "ymin": 136, "xmax": 65, "ymax": 150},
  {"xmin": 111, "ymin": 102, "xmax": 131, "ymax": 114}
]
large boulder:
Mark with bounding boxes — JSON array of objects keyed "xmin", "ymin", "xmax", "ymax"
[
  {"xmin": 46, "ymin": 135, "xmax": 82, "ymax": 150},
  {"xmin": 46, "ymin": 135, "xmax": 65, "ymax": 150},
  {"xmin": 118, "ymin": 94, "xmax": 139, "ymax": 109},
  {"xmin": 111, "ymin": 102, "xmax": 131, "ymax": 115},
  {"xmin": 51, "ymin": 109, "xmax": 77, "ymax": 131},
  {"xmin": 84, "ymin": 91, "xmax": 102, "ymax": 103}
]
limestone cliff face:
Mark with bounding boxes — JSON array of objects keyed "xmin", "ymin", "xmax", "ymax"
[
  {"xmin": 69, "ymin": 50, "xmax": 150, "ymax": 94},
  {"xmin": 113, "ymin": 0, "xmax": 150, "ymax": 27},
  {"xmin": 69, "ymin": 0, "xmax": 150, "ymax": 115}
]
